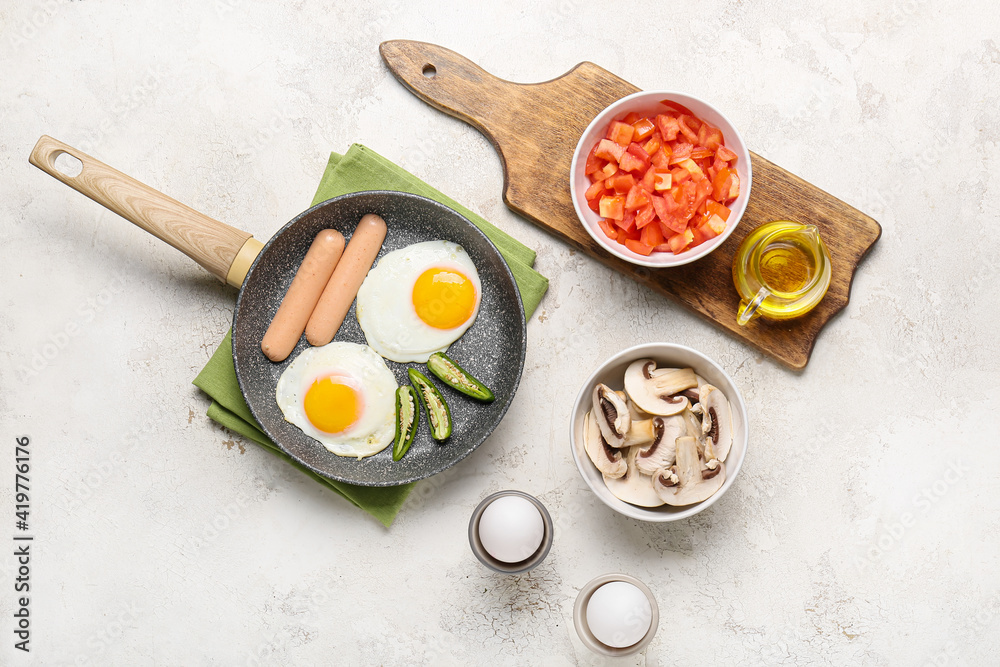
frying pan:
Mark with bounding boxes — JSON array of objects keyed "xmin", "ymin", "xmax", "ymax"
[{"xmin": 29, "ymin": 136, "xmax": 527, "ymax": 486}]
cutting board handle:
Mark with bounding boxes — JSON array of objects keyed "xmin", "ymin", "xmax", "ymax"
[
  {"xmin": 379, "ymin": 41, "xmax": 513, "ymax": 142},
  {"xmin": 29, "ymin": 135, "xmax": 263, "ymax": 287}
]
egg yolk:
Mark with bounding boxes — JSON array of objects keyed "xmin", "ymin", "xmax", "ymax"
[
  {"xmin": 412, "ymin": 267, "xmax": 477, "ymax": 329},
  {"xmin": 303, "ymin": 376, "xmax": 362, "ymax": 434}
]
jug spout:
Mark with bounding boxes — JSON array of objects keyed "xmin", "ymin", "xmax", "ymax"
[{"xmin": 801, "ymin": 225, "xmax": 821, "ymax": 244}]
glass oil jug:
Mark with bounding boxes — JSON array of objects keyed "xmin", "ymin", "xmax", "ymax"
[{"xmin": 732, "ymin": 221, "xmax": 831, "ymax": 325}]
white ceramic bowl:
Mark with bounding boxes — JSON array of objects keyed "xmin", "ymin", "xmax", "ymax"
[
  {"xmin": 569, "ymin": 90, "xmax": 752, "ymax": 268},
  {"xmin": 569, "ymin": 343, "xmax": 748, "ymax": 522}
]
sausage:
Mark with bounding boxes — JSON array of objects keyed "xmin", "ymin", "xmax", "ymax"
[
  {"xmin": 261, "ymin": 229, "xmax": 345, "ymax": 362},
  {"xmin": 305, "ymin": 213, "xmax": 388, "ymax": 346}
]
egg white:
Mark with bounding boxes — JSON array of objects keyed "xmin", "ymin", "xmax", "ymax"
[
  {"xmin": 356, "ymin": 240, "xmax": 482, "ymax": 363},
  {"xmin": 275, "ymin": 342, "xmax": 397, "ymax": 459}
]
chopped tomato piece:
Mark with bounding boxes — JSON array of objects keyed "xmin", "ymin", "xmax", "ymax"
[
  {"xmin": 668, "ymin": 142, "xmax": 693, "ymax": 163},
  {"xmin": 693, "ymin": 179, "xmax": 713, "ymax": 212},
  {"xmin": 622, "ymin": 112, "xmax": 641, "ymax": 125},
  {"xmin": 585, "ymin": 144, "xmax": 603, "ymax": 175},
  {"xmin": 706, "ymin": 200, "xmax": 731, "ymax": 221},
  {"xmin": 655, "ymin": 114, "xmax": 680, "ymax": 141},
  {"xmin": 598, "ymin": 162, "xmax": 618, "ymax": 180},
  {"xmin": 671, "ymin": 166, "xmax": 691, "ymax": 185},
  {"xmin": 727, "ymin": 173, "xmax": 741, "ymax": 201},
  {"xmin": 650, "ymin": 147, "xmax": 671, "ymax": 170},
  {"xmin": 716, "ymin": 145, "xmax": 738, "ymax": 162},
  {"xmin": 698, "ymin": 124, "xmax": 724, "ymax": 151},
  {"xmin": 677, "ymin": 115, "xmax": 701, "ymax": 143},
  {"xmin": 660, "ymin": 99, "xmax": 697, "ymax": 117},
  {"xmin": 689, "ymin": 148, "xmax": 714, "ymax": 160},
  {"xmin": 595, "ymin": 139, "xmax": 625, "ymax": 163},
  {"xmin": 643, "ymin": 135, "xmax": 662, "ymax": 156},
  {"xmin": 599, "ymin": 194, "xmax": 626, "ymax": 220},
  {"xmin": 624, "ymin": 184, "xmax": 650, "ymax": 211},
  {"xmin": 618, "ymin": 151, "xmax": 644, "ymax": 173},
  {"xmin": 640, "ymin": 220, "xmax": 664, "ymax": 248},
  {"xmin": 608, "ymin": 173, "xmax": 636, "ymax": 194},
  {"xmin": 587, "ymin": 196, "xmax": 601, "ymax": 213},
  {"xmin": 597, "ymin": 218, "xmax": 618, "ymax": 240},
  {"xmin": 678, "ymin": 158, "xmax": 706, "ymax": 182},
  {"xmin": 632, "ymin": 117, "xmax": 655, "ymax": 141},
  {"xmin": 653, "ymin": 170, "xmax": 672, "ymax": 192},
  {"xmin": 624, "ymin": 238, "xmax": 654, "ymax": 256},
  {"xmin": 616, "ymin": 210, "xmax": 637, "ymax": 231},
  {"xmin": 607, "ymin": 121, "xmax": 635, "ymax": 147},
  {"xmin": 712, "ymin": 168, "xmax": 733, "ymax": 201},
  {"xmin": 585, "ymin": 180, "xmax": 606, "ymax": 203},
  {"xmin": 706, "ymin": 213, "xmax": 728, "ymax": 235},
  {"xmin": 635, "ymin": 203, "xmax": 656, "ymax": 229},
  {"xmin": 668, "ymin": 228, "xmax": 695, "ymax": 254},
  {"xmin": 640, "ymin": 167, "xmax": 656, "ymax": 192}
]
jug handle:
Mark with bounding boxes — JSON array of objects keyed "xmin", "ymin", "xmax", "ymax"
[{"xmin": 737, "ymin": 287, "xmax": 770, "ymax": 326}]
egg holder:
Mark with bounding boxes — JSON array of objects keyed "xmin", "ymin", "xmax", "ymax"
[
  {"xmin": 468, "ymin": 490, "xmax": 554, "ymax": 574},
  {"xmin": 573, "ymin": 573, "xmax": 660, "ymax": 656}
]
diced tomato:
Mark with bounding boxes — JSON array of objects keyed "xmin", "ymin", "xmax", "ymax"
[
  {"xmin": 640, "ymin": 220, "xmax": 664, "ymax": 248},
  {"xmin": 597, "ymin": 218, "xmax": 618, "ymax": 240},
  {"xmin": 599, "ymin": 194, "xmax": 626, "ymax": 220},
  {"xmin": 607, "ymin": 121, "xmax": 635, "ymax": 147},
  {"xmin": 659, "ymin": 99, "xmax": 697, "ymax": 117},
  {"xmin": 598, "ymin": 162, "xmax": 618, "ymax": 180},
  {"xmin": 668, "ymin": 142, "xmax": 693, "ymax": 163},
  {"xmin": 650, "ymin": 147, "xmax": 671, "ymax": 170},
  {"xmin": 712, "ymin": 167, "xmax": 733, "ymax": 201},
  {"xmin": 653, "ymin": 170, "xmax": 672, "ymax": 192},
  {"xmin": 668, "ymin": 228, "xmax": 695, "ymax": 254},
  {"xmin": 706, "ymin": 213, "xmax": 728, "ymax": 235},
  {"xmin": 678, "ymin": 158, "xmax": 706, "ymax": 182},
  {"xmin": 616, "ymin": 210, "xmax": 636, "ymax": 231},
  {"xmin": 585, "ymin": 144, "xmax": 603, "ymax": 176},
  {"xmin": 640, "ymin": 167, "xmax": 656, "ymax": 192},
  {"xmin": 635, "ymin": 203, "xmax": 656, "ymax": 229},
  {"xmin": 727, "ymin": 173, "xmax": 741, "ymax": 201},
  {"xmin": 655, "ymin": 114, "xmax": 680, "ymax": 141},
  {"xmin": 585, "ymin": 179, "xmax": 605, "ymax": 202},
  {"xmin": 608, "ymin": 173, "xmax": 636, "ymax": 194},
  {"xmin": 585, "ymin": 105, "xmax": 741, "ymax": 255},
  {"xmin": 632, "ymin": 117, "xmax": 655, "ymax": 141},
  {"xmin": 677, "ymin": 115, "xmax": 700, "ymax": 143},
  {"xmin": 706, "ymin": 200, "xmax": 731, "ymax": 221},
  {"xmin": 716, "ymin": 145, "xmax": 737, "ymax": 162},
  {"xmin": 595, "ymin": 139, "xmax": 625, "ymax": 163},
  {"xmin": 624, "ymin": 184, "xmax": 650, "ymax": 211},
  {"xmin": 624, "ymin": 238, "xmax": 654, "ymax": 256}
]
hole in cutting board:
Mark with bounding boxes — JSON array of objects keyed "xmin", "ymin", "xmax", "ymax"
[
  {"xmin": 54, "ymin": 151, "xmax": 83, "ymax": 177},
  {"xmin": 422, "ymin": 64, "xmax": 436, "ymax": 78}
]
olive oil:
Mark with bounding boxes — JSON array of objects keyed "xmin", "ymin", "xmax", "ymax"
[
  {"xmin": 758, "ymin": 240, "xmax": 815, "ymax": 294},
  {"xmin": 732, "ymin": 221, "xmax": 831, "ymax": 323}
]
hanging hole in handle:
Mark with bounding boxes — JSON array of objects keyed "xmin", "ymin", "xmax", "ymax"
[
  {"xmin": 422, "ymin": 64, "xmax": 436, "ymax": 78},
  {"xmin": 54, "ymin": 151, "xmax": 83, "ymax": 178}
]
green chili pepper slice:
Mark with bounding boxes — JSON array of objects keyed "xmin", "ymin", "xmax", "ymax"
[
  {"xmin": 392, "ymin": 385, "xmax": 420, "ymax": 461},
  {"xmin": 426, "ymin": 352, "xmax": 495, "ymax": 403},
  {"xmin": 408, "ymin": 368, "xmax": 452, "ymax": 441}
]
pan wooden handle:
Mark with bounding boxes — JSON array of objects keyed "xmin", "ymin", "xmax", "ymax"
[{"xmin": 29, "ymin": 135, "xmax": 263, "ymax": 287}]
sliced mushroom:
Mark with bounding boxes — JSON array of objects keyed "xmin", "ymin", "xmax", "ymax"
[
  {"xmin": 583, "ymin": 410, "xmax": 627, "ymax": 479},
  {"xmin": 622, "ymin": 417, "xmax": 657, "ymax": 448},
  {"xmin": 680, "ymin": 408, "xmax": 704, "ymax": 442},
  {"xmin": 634, "ymin": 415, "xmax": 684, "ymax": 475},
  {"xmin": 604, "ymin": 447, "xmax": 665, "ymax": 507},
  {"xmin": 699, "ymin": 384, "xmax": 734, "ymax": 462},
  {"xmin": 623, "ymin": 360, "xmax": 699, "ymax": 416},
  {"xmin": 653, "ymin": 436, "xmax": 725, "ymax": 506},
  {"xmin": 592, "ymin": 383, "xmax": 631, "ymax": 449}
]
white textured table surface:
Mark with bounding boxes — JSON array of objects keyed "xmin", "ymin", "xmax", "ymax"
[{"xmin": 3, "ymin": 1, "xmax": 999, "ymax": 664}]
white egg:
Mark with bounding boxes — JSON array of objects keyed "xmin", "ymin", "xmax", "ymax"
[
  {"xmin": 275, "ymin": 342, "xmax": 397, "ymax": 459},
  {"xmin": 477, "ymin": 495, "xmax": 544, "ymax": 563},
  {"xmin": 356, "ymin": 240, "xmax": 481, "ymax": 363},
  {"xmin": 585, "ymin": 581, "xmax": 653, "ymax": 648}
]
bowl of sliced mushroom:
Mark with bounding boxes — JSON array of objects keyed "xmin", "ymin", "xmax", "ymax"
[{"xmin": 570, "ymin": 343, "xmax": 748, "ymax": 522}]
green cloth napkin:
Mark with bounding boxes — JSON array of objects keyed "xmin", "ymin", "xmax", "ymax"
[{"xmin": 193, "ymin": 144, "xmax": 548, "ymax": 527}]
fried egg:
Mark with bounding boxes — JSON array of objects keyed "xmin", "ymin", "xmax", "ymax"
[
  {"xmin": 356, "ymin": 240, "xmax": 481, "ymax": 363},
  {"xmin": 275, "ymin": 342, "xmax": 397, "ymax": 459}
]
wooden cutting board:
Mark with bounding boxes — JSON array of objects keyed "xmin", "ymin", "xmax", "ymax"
[{"xmin": 379, "ymin": 40, "xmax": 881, "ymax": 370}]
